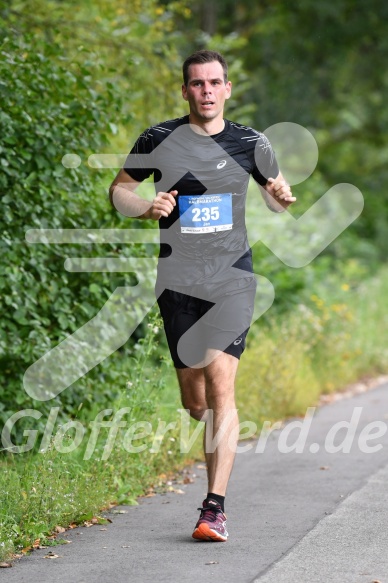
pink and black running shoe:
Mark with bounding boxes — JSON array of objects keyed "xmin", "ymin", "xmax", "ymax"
[{"xmin": 192, "ymin": 499, "xmax": 228, "ymax": 542}]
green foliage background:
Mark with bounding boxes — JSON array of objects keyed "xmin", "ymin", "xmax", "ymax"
[{"xmin": 1, "ymin": 0, "xmax": 387, "ymax": 431}]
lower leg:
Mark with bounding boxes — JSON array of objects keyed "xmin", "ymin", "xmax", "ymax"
[
  {"xmin": 204, "ymin": 353, "xmax": 240, "ymax": 497},
  {"xmin": 176, "ymin": 354, "xmax": 240, "ymax": 496}
]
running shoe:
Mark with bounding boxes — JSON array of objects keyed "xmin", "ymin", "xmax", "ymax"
[{"xmin": 192, "ymin": 499, "xmax": 228, "ymax": 542}]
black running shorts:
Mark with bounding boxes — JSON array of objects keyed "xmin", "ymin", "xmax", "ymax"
[{"xmin": 156, "ymin": 276, "xmax": 256, "ymax": 368}]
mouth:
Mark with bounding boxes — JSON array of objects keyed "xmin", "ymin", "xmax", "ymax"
[{"xmin": 201, "ymin": 101, "xmax": 215, "ymax": 107}]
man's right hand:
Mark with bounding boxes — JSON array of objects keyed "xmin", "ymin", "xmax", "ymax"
[
  {"xmin": 109, "ymin": 169, "xmax": 179, "ymax": 220},
  {"xmin": 148, "ymin": 190, "xmax": 178, "ymax": 220}
]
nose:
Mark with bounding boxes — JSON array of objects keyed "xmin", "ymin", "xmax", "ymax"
[{"xmin": 202, "ymin": 81, "xmax": 213, "ymax": 94}]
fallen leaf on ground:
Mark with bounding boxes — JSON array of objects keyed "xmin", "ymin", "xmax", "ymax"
[
  {"xmin": 183, "ymin": 477, "xmax": 194, "ymax": 484},
  {"xmin": 55, "ymin": 525, "xmax": 66, "ymax": 533},
  {"xmin": 205, "ymin": 561, "xmax": 219, "ymax": 565},
  {"xmin": 112, "ymin": 510, "xmax": 128, "ymax": 514},
  {"xmin": 167, "ymin": 485, "xmax": 186, "ymax": 494},
  {"xmin": 0, "ymin": 563, "xmax": 12, "ymax": 568},
  {"xmin": 121, "ymin": 545, "xmax": 130, "ymax": 548},
  {"xmin": 43, "ymin": 552, "xmax": 61, "ymax": 559},
  {"xmin": 197, "ymin": 465, "xmax": 206, "ymax": 470},
  {"xmin": 320, "ymin": 466, "xmax": 330, "ymax": 470},
  {"xmin": 21, "ymin": 545, "xmax": 32, "ymax": 553}
]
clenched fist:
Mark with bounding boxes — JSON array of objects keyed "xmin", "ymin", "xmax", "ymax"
[
  {"xmin": 148, "ymin": 190, "xmax": 178, "ymax": 220},
  {"xmin": 265, "ymin": 176, "xmax": 296, "ymax": 211}
]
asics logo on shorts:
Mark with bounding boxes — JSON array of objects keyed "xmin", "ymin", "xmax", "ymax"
[
  {"xmin": 233, "ymin": 337, "xmax": 243, "ymax": 345},
  {"xmin": 217, "ymin": 160, "xmax": 227, "ymax": 169}
]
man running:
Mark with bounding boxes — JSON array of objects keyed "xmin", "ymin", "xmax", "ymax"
[{"xmin": 109, "ymin": 50, "xmax": 295, "ymax": 542}]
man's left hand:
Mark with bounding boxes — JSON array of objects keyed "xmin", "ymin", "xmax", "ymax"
[{"xmin": 265, "ymin": 175, "xmax": 296, "ymax": 211}]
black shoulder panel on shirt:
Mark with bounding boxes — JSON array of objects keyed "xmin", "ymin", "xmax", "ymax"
[
  {"xmin": 124, "ymin": 116, "xmax": 188, "ymax": 182},
  {"xmin": 227, "ymin": 121, "xmax": 275, "ymax": 159},
  {"xmin": 226, "ymin": 120, "xmax": 279, "ymax": 184},
  {"xmin": 135, "ymin": 116, "xmax": 188, "ymax": 152}
]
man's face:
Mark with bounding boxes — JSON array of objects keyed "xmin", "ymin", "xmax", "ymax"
[{"xmin": 182, "ymin": 61, "xmax": 232, "ymax": 125}]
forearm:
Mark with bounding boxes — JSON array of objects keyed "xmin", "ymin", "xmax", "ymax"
[
  {"xmin": 109, "ymin": 183, "xmax": 152, "ymax": 219},
  {"xmin": 261, "ymin": 187, "xmax": 286, "ymax": 213}
]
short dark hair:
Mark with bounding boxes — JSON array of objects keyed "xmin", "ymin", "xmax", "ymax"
[{"xmin": 182, "ymin": 50, "xmax": 228, "ymax": 86}]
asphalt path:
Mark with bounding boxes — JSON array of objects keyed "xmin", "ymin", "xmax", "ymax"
[{"xmin": 3, "ymin": 381, "xmax": 388, "ymax": 583}]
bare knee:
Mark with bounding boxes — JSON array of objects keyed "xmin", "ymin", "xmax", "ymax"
[
  {"xmin": 189, "ymin": 407, "xmax": 208, "ymax": 422},
  {"xmin": 177, "ymin": 368, "xmax": 208, "ymax": 421},
  {"xmin": 180, "ymin": 397, "xmax": 208, "ymax": 422}
]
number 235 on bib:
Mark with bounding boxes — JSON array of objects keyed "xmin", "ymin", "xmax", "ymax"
[{"xmin": 178, "ymin": 193, "xmax": 233, "ymax": 234}]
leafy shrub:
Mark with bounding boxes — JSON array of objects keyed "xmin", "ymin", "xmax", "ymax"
[{"xmin": 0, "ymin": 30, "xmax": 153, "ymax": 435}]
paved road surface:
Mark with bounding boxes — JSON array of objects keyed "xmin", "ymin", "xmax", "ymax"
[{"xmin": 3, "ymin": 382, "xmax": 388, "ymax": 583}]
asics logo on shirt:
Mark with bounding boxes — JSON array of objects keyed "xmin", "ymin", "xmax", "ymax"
[{"xmin": 217, "ymin": 160, "xmax": 227, "ymax": 169}]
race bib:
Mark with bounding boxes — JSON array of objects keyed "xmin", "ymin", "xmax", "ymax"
[{"xmin": 178, "ymin": 193, "xmax": 233, "ymax": 234}]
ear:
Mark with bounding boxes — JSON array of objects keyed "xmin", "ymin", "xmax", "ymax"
[
  {"xmin": 182, "ymin": 84, "xmax": 188, "ymax": 101},
  {"xmin": 225, "ymin": 80, "xmax": 232, "ymax": 100}
]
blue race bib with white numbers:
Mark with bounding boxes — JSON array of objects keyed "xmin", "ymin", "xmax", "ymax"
[{"xmin": 178, "ymin": 193, "xmax": 233, "ymax": 234}]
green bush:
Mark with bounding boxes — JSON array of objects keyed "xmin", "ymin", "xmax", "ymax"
[
  {"xmin": 0, "ymin": 30, "xmax": 149, "ymax": 434},
  {"xmin": 236, "ymin": 266, "xmax": 388, "ymax": 426}
]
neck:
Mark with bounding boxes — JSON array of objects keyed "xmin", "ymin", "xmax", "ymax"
[{"xmin": 188, "ymin": 114, "xmax": 225, "ymax": 136}]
